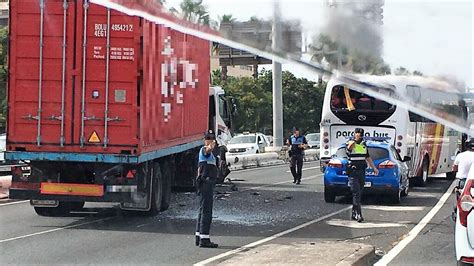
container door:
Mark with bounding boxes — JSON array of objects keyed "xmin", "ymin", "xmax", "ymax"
[
  {"xmin": 73, "ymin": 1, "xmax": 139, "ymax": 154},
  {"xmin": 8, "ymin": 0, "xmax": 76, "ymax": 149}
]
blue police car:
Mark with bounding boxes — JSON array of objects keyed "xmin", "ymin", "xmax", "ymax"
[{"xmin": 323, "ymin": 140, "xmax": 411, "ymax": 204}]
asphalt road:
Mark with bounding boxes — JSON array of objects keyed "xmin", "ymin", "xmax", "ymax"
[{"xmin": 0, "ymin": 161, "xmax": 458, "ymax": 265}]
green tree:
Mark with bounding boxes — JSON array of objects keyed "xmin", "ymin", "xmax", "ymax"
[
  {"xmin": 178, "ymin": 0, "xmax": 210, "ymax": 25},
  {"xmin": 214, "ymin": 69, "xmax": 325, "ymax": 134}
]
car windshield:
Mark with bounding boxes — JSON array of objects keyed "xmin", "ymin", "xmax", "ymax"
[
  {"xmin": 336, "ymin": 146, "xmax": 389, "ymax": 161},
  {"xmin": 306, "ymin": 134, "xmax": 320, "ymax": 141},
  {"xmin": 229, "ymin": 135, "xmax": 256, "ymax": 144}
]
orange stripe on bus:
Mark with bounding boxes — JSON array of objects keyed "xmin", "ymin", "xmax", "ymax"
[
  {"xmin": 40, "ymin": 183, "xmax": 104, "ymax": 197},
  {"xmin": 429, "ymin": 124, "xmax": 443, "ymax": 175}
]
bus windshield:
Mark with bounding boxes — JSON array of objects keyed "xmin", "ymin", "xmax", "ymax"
[{"xmin": 330, "ymin": 85, "xmax": 397, "ymax": 126}]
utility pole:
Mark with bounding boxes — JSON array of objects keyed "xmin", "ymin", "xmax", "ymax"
[{"xmin": 272, "ymin": 1, "xmax": 283, "ymax": 148}]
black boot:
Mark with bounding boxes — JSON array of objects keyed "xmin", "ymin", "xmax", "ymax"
[
  {"xmin": 356, "ymin": 206, "xmax": 364, "ymax": 223},
  {"xmin": 293, "ymin": 179, "xmax": 296, "ymax": 183},
  {"xmin": 199, "ymin": 238, "xmax": 218, "ymax": 248},
  {"xmin": 195, "ymin": 236, "xmax": 200, "ymax": 246}
]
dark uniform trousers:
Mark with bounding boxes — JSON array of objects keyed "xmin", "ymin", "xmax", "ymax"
[
  {"xmin": 349, "ymin": 165, "xmax": 366, "ymax": 214},
  {"xmin": 196, "ymin": 177, "xmax": 215, "ymax": 237},
  {"xmin": 290, "ymin": 154, "xmax": 304, "ymax": 182}
]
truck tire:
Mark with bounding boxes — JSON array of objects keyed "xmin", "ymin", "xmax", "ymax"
[
  {"xmin": 415, "ymin": 157, "xmax": 429, "ymax": 187},
  {"xmin": 324, "ymin": 186, "xmax": 336, "ymax": 203},
  {"xmin": 149, "ymin": 164, "xmax": 163, "ymax": 215},
  {"xmin": 159, "ymin": 160, "xmax": 173, "ymax": 211}
]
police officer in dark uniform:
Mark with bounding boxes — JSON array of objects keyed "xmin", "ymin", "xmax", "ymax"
[
  {"xmin": 346, "ymin": 128, "xmax": 379, "ymax": 222},
  {"xmin": 286, "ymin": 127, "xmax": 308, "ymax": 184},
  {"xmin": 195, "ymin": 130, "xmax": 218, "ymax": 248}
]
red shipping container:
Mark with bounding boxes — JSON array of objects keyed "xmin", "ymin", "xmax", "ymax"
[{"xmin": 7, "ymin": 0, "xmax": 210, "ymax": 158}]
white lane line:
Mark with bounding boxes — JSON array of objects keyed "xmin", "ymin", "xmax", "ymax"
[
  {"xmin": 364, "ymin": 206, "xmax": 425, "ymax": 212},
  {"xmin": 374, "ymin": 180, "xmax": 456, "ymax": 266},
  {"xmin": 0, "ymin": 216, "xmax": 116, "ymax": 243},
  {"xmin": 235, "ymin": 161, "xmax": 320, "ymax": 173},
  {"xmin": 193, "ymin": 206, "xmax": 351, "ymax": 266},
  {"xmin": 239, "ymin": 174, "xmax": 323, "ymax": 192},
  {"xmin": 326, "ymin": 219, "xmax": 406, "ymax": 229},
  {"xmin": 286, "ymin": 166, "xmax": 321, "ymax": 173},
  {"xmin": 0, "ymin": 200, "xmax": 29, "ymax": 206}
]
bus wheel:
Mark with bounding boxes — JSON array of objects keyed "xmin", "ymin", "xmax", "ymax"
[
  {"xmin": 324, "ymin": 186, "xmax": 336, "ymax": 203},
  {"xmin": 415, "ymin": 158, "xmax": 429, "ymax": 187},
  {"xmin": 446, "ymin": 171, "xmax": 456, "ymax": 180}
]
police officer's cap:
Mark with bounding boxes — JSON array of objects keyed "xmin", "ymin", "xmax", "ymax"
[
  {"xmin": 204, "ymin": 130, "xmax": 216, "ymax": 140},
  {"xmin": 354, "ymin": 128, "xmax": 364, "ymax": 134}
]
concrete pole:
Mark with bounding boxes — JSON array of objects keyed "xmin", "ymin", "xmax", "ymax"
[{"xmin": 272, "ymin": 1, "xmax": 283, "ymax": 148}]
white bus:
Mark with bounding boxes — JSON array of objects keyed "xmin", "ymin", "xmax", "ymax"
[{"xmin": 319, "ymin": 75, "xmax": 464, "ymax": 186}]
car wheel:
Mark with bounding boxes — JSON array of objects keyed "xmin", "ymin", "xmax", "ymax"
[
  {"xmin": 324, "ymin": 186, "xmax": 336, "ymax": 203},
  {"xmin": 457, "ymin": 260, "xmax": 471, "ymax": 266},
  {"xmin": 415, "ymin": 158, "xmax": 429, "ymax": 187},
  {"xmin": 390, "ymin": 188, "xmax": 401, "ymax": 204}
]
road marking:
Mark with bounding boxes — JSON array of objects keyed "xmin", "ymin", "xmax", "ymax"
[
  {"xmin": 235, "ymin": 161, "xmax": 320, "ymax": 173},
  {"xmin": 407, "ymin": 192, "xmax": 438, "ymax": 199},
  {"xmin": 0, "ymin": 216, "xmax": 116, "ymax": 244},
  {"xmin": 0, "ymin": 200, "xmax": 29, "ymax": 206},
  {"xmin": 286, "ymin": 166, "xmax": 320, "ymax": 173},
  {"xmin": 364, "ymin": 206, "xmax": 425, "ymax": 212},
  {"xmin": 239, "ymin": 174, "xmax": 323, "ymax": 192},
  {"xmin": 326, "ymin": 219, "xmax": 406, "ymax": 229},
  {"xmin": 193, "ymin": 206, "xmax": 351, "ymax": 266},
  {"xmin": 374, "ymin": 180, "xmax": 456, "ymax": 265}
]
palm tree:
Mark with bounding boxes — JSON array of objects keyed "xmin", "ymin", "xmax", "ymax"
[
  {"xmin": 178, "ymin": 0, "xmax": 210, "ymax": 26},
  {"xmin": 218, "ymin": 14, "xmax": 236, "ymax": 24}
]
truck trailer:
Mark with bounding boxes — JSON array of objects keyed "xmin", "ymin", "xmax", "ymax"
[{"xmin": 7, "ymin": 0, "xmax": 234, "ymax": 215}]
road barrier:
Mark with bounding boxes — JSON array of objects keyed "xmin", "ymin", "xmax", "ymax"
[{"xmin": 227, "ymin": 149, "xmax": 320, "ymax": 171}]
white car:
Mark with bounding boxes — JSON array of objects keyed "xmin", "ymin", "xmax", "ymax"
[
  {"xmin": 455, "ymin": 164, "xmax": 474, "ymax": 265},
  {"xmin": 306, "ymin": 133, "xmax": 320, "ymax": 149},
  {"xmin": 227, "ymin": 133, "xmax": 267, "ymax": 155}
]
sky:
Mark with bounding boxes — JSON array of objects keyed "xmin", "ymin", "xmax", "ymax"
[{"xmin": 165, "ymin": 0, "xmax": 473, "ymax": 88}]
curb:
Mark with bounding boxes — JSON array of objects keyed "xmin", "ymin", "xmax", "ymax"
[{"xmin": 336, "ymin": 244, "xmax": 375, "ymax": 266}]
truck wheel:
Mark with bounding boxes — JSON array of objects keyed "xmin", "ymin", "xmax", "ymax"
[
  {"xmin": 415, "ymin": 158, "xmax": 429, "ymax": 187},
  {"xmin": 149, "ymin": 164, "xmax": 163, "ymax": 215},
  {"xmin": 324, "ymin": 186, "xmax": 336, "ymax": 203},
  {"xmin": 159, "ymin": 160, "xmax": 173, "ymax": 211}
]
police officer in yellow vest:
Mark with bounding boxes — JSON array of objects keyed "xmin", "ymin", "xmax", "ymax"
[{"xmin": 346, "ymin": 128, "xmax": 379, "ymax": 222}]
